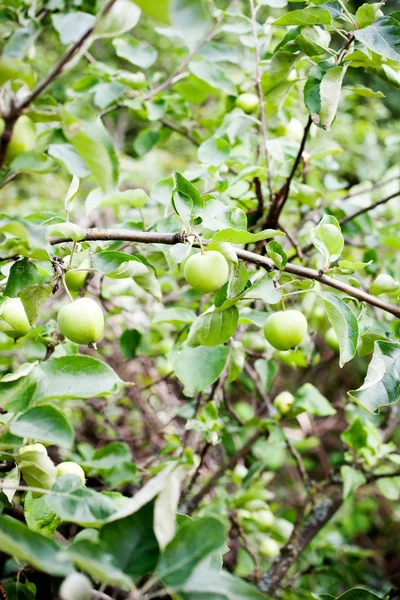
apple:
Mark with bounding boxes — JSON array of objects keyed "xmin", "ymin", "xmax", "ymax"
[
  {"xmin": 253, "ymin": 509, "xmax": 275, "ymax": 530},
  {"xmin": 1, "ymin": 298, "xmax": 32, "ymax": 338},
  {"xmin": 60, "ymin": 573, "xmax": 92, "ymax": 600},
  {"xmin": 259, "ymin": 536, "xmax": 280, "ymax": 558},
  {"xmin": 325, "ymin": 327, "xmax": 339, "ymax": 352},
  {"xmin": 65, "ymin": 258, "xmax": 91, "ymax": 292},
  {"xmin": 235, "ymin": 92, "xmax": 260, "ymax": 113},
  {"xmin": 56, "ymin": 461, "xmax": 86, "ymax": 485},
  {"xmin": 58, "ymin": 298, "xmax": 104, "ymax": 345},
  {"xmin": 184, "ymin": 251, "xmax": 229, "ymax": 293},
  {"xmin": 233, "ymin": 401, "xmax": 255, "ymax": 423},
  {"xmin": 273, "ymin": 391, "xmax": 294, "ymax": 415},
  {"xmin": 6, "ymin": 115, "xmax": 36, "ymax": 162},
  {"xmin": 19, "ymin": 443, "xmax": 47, "ymax": 456},
  {"xmin": 264, "ymin": 310, "xmax": 308, "ymax": 351},
  {"xmin": 285, "ymin": 118, "xmax": 304, "ymax": 142},
  {"xmin": 370, "ymin": 273, "xmax": 398, "ymax": 296}
]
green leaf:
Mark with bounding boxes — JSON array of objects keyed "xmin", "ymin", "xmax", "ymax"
[
  {"xmin": 11, "ymin": 405, "xmax": 74, "ymax": 448},
  {"xmin": 24, "ymin": 492, "xmax": 60, "ymax": 536},
  {"xmin": 341, "ymin": 417, "xmax": 368, "ymax": 450},
  {"xmin": 348, "ymin": 341, "xmax": 400, "ymax": 414},
  {"xmin": 293, "ymin": 383, "xmax": 336, "ymax": 416},
  {"xmin": 318, "ymin": 65, "xmax": 347, "ymax": 131},
  {"xmin": 16, "ymin": 450, "xmax": 57, "ymax": 493},
  {"xmin": 60, "ymin": 538, "xmax": 133, "ymax": 590},
  {"xmin": 131, "ymin": 0, "xmax": 169, "ymax": 24},
  {"xmin": 10, "ymin": 152, "xmax": 58, "ymax": 174},
  {"xmin": 177, "ymin": 568, "xmax": 268, "ymax": 599},
  {"xmin": 113, "ymin": 37, "xmax": 158, "ymax": 68},
  {"xmin": 340, "ymin": 466, "xmax": 366, "ymax": 499},
  {"xmin": 47, "ymin": 222, "xmax": 86, "ymax": 242},
  {"xmin": 52, "ymin": 12, "xmax": 96, "ymax": 45},
  {"xmin": 210, "ymin": 228, "xmax": 283, "ymax": 244},
  {"xmin": 48, "ymin": 143, "xmax": 91, "ymax": 178},
  {"xmin": 198, "ymin": 137, "xmax": 231, "ymax": 166},
  {"xmin": 170, "ymin": 0, "xmax": 211, "ymax": 46},
  {"xmin": 0, "ymin": 515, "xmax": 72, "ymax": 576},
  {"xmin": 187, "ymin": 306, "xmax": 239, "ymax": 347},
  {"xmin": 354, "ymin": 17, "xmax": 400, "ymax": 62},
  {"xmin": 94, "ymin": 0, "xmax": 141, "ymax": 37},
  {"xmin": 100, "ymin": 502, "xmax": 159, "ymax": 578},
  {"xmin": 86, "ymin": 188, "xmax": 149, "ymax": 214},
  {"xmin": 337, "ymin": 589, "xmax": 384, "ymax": 600},
  {"xmin": 4, "ymin": 258, "xmax": 41, "ymax": 298},
  {"xmin": 119, "ymin": 329, "xmax": 142, "ymax": 359},
  {"xmin": 0, "ymin": 376, "xmax": 37, "ymax": 413},
  {"xmin": 273, "ymin": 8, "xmax": 332, "ymax": 26},
  {"xmin": 311, "ymin": 215, "xmax": 344, "ymax": 265},
  {"xmin": 153, "ymin": 307, "xmax": 197, "ymax": 325},
  {"xmin": 266, "ymin": 241, "xmax": 287, "ymax": 269},
  {"xmin": 0, "ymin": 57, "xmax": 35, "ymax": 87},
  {"xmin": 19, "ymin": 283, "xmax": 53, "ymax": 326},
  {"xmin": 172, "ymin": 344, "xmax": 230, "ymax": 397},
  {"xmin": 189, "ymin": 61, "xmax": 237, "ymax": 96},
  {"xmin": 62, "ymin": 101, "xmax": 119, "ymax": 193},
  {"xmin": 320, "ymin": 292, "xmax": 359, "ymax": 367},
  {"xmin": 83, "ymin": 442, "xmax": 131, "ymax": 470},
  {"xmin": 156, "ymin": 517, "xmax": 226, "ymax": 586},
  {"xmin": 35, "ymin": 355, "xmax": 123, "ymax": 400},
  {"xmin": 92, "ymin": 251, "xmax": 148, "ymax": 279},
  {"xmin": 356, "ymin": 4, "xmax": 378, "ymax": 29},
  {"xmin": 46, "ymin": 475, "xmax": 118, "ymax": 526}
]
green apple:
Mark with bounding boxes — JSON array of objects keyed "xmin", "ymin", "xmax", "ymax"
[
  {"xmin": 259, "ymin": 536, "xmax": 280, "ymax": 558},
  {"xmin": 235, "ymin": 92, "xmax": 260, "ymax": 113},
  {"xmin": 58, "ymin": 298, "xmax": 104, "ymax": 345},
  {"xmin": 264, "ymin": 310, "xmax": 308, "ymax": 351},
  {"xmin": 285, "ymin": 118, "xmax": 304, "ymax": 142},
  {"xmin": 325, "ymin": 327, "xmax": 339, "ymax": 352},
  {"xmin": 273, "ymin": 391, "xmax": 294, "ymax": 415},
  {"xmin": 65, "ymin": 258, "xmax": 91, "ymax": 292},
  {"xmin": 19, "ymin": 443, "xmax": 47, "ymax": 455},
  {"xmin": 56, "ymin": 461, "xmax": 86, "ymax": 485},
  {"xmin": 60, "ymin": 573, "xmax": 92, "ymax": 600},
  {"xmin": 1, "ymin": 298, "xmax": 32, "ymax": 338},
  {"xmin": 184, "ymin": 251, "xmax": 229, "ymax": 293},
  {"xmin": 370, "ymin": 273, "xmax": 398, "ymax": 296},
  {"xmin": 6, "ymin": 115, "xmax": 36, "ymax": 162},
  {"xmin": 233, "ymin": 401, "xmax": 255, "ymax": 423},
  {"xmin": 253, "ymin": 509, "xmax": 275, "ymax": 530},
  {"xmin": 233, "ymin": 464, "xmax": 248, "ymax": 481}
]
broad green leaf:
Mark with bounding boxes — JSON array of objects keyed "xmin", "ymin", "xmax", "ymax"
[
  {"xmin": 266, "ymin": 241, "xmax": 287, "ymax": 269},
  {"xmin": 341, "ymin": 417, "xmax": 368, "ymax": 450},
  {"xmin": 24, "ymin": 492, "xmax": 60, "ymax": 536},
  {"xmin": 19, "ymin": 283, "xmax": 53, "ymax": 326},
  {"xmin": 60, "ymin": 538, "xmax": 133, "ymax": 589},
  {"xmin": 0, "ymin": 376, "xmax": 36, "ymax": 413},
  {"xmin": 198, "ymin": 137, "xmax": 231, "ymax": 166},
  {"xmin": 199, "ymin": 199, "xmax": 247, "ymax": 233},
  {"xmin": 52, "ymin": 12, "xmax": 96, "ymax": 45},
  {"xmin": 172, "ymin": 344, "xmax": 230, "ymax": 396},
  {"xmin": 172, "ymin": 172, "xmax": 204, "ymax": 224},
  {"xmin": 354, "ymin": 17, "xmax": 400, "ymax": 62},
  {"xmin": 94, "ymin": 0, "xmax": 141, "ymax": 37},
  {"xmin": 189, "ymin": 61, "xmax": 237, "ymax": 96},
  {"xmin": 337, "ymin": 589, "xmax": 384, "ymax": 600},
  {"xmin": 154, "ymin": 465, "xmax": 186, "ymax": 549},
  {"xmin": 10, "ymin": 152, "xmax": 58, "ymax": 174},
  {"xmin": 156, "ymin": 517, "xmax": 226, "ymax": 585},
  {"xmin": 35, "ymin": 355, "xmax": 123, "ymax": 400},
  {"xmin": 297, "ymin": 26, "xmax": 331, "ymax": 56},
  {"xmin": 86, "ymin": 187, "xmax": 148, "ymax": 213},
  {"xmin": 344, "ymin": 85, "xmax": 384, "ymax": 98},
  {"xmin": 340, "ymin": 466, "xmax": 366, "ymax": 499},
  {"xmin": 113, "ymin": 37, "xmax": 158, "ymax": 68},
  {"xmin": 320, "ymin": 292, "xmax": 359, "ymax": 367},
  {"xmin": 170, "ymin": 0, "xmax": 211, "ymax": 46},
  {"xmin": 293, "ymin": 383, "xmax": 336, "ymax": 416},
  {"xmin": 1, "ymin": 467, "xmax": 20, "ymax": 504},
  {"xmin": 47, "ymin": 222, "xmax": 86, "ymax": 242},
  {"xmin": 4, "ymin": 258, "xmax": 41, "ymax": 297},
  {"xmin": 348, "ymin": 341, "xmax": 400, "ymax": 414},
  {"xmin": 0, "ymin": 57, "xmax": 35, "ymax": 87},
  {"xmin": 62, "ymin": 101, "xmax": 119, "ymax": 193},
  {"xmin": 83, "ymin": 442, "xmax": 131, "ymax": 470},
  {"xmin": 46, "ymin": 475, "xmax": 119, "ymax": 526},
  {"xmin": 318, "ymin": 65, "xmax": 347, "ymax": 130},
  {"xmin": 120, "ymin": 328, "xmax": 142, "ymax": 359},
  {"xmin": 311, "ymin": 215, "xmax": 344, "ymax": 266},
  {"xmin": 261, "ymin": 52, "xmax": 299, "ymax": 94},
  {"xmin": 11, "ymin": 405, "xmax": 74, "ymax": 448},
  {"xmin": 153, "ymin": 307, "xmax": 197, "ymax": 325},
  {"xmin": 177, "ymin": 568, "xmax": 268, "ymax": 599},
  {"xmin": 273, "ymin": 8, "xmax": 332, "ymax": 26},
  {"xmin": 16, "ymin": 450, "xmax": 57, "ymax": 493},
  {"xmin": 356, "ymin": 4, "xmax": 379, "ymax": 29},
  {"xmin": 132, "ymin": 0, "xmax": 169, "ymax": 24},
  {"xmin": 0, "ymin": 515, "xmax": 72, "ymax": 576},
  {"xmin": 210, "ymin": 228, "xmax": 283, "ymax": 244},
  {"xmin": 187, "ymin": 306, "xmax": 239, "ymax": 347},
  {"xmin": 48, "ymin": 143, "xmax": 91, "ymax": 178},
  {"xmin": 92, "ymin": 251, "xmax": 148, "ymax": 279},
  {"xmin": 100, "ymin": 502, "xmax": 159, "ymax": 578}
]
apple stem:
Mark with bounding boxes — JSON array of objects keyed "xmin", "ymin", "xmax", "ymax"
[
  {"xmin": 280, "ymin": 298, "xmax": 286, "ymax": 311},
  {"xmin": 61, "ymin": 274, "xmax": 74, "ymax": 303}
]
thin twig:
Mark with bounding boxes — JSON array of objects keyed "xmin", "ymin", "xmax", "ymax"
[
  {"xmin": 278, "ymin": 222, "xmax": 304, "ymax": 261},
  {"xmin": 180, "ymin": 441, "xmax": 211, "ymax": 504},
  {"xmin": 160, "ymin": 119, "xmax": 199, "ymax": 146}
]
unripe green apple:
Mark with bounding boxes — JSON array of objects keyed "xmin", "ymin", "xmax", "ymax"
[
  {"xmin": 65, "ymin": 258, "xmax": 91, "ymax": 292},
  {"xmin": 325, "ymin": 327, "xmax": 339, "ymax": 352},
  {"xmin": 235, "ymin": 92, "xmax": 260, "ymax": 113},
  {"xmin": 370, "ymin": 273, "xmax": 398, "ymax": 296},
  {"xmin": 233, "ymin": 401, "xmax": 255, "ymax": 423},
  {"xmin": 6, "ymin": 115, "xmax": 36, "ymax": 162},
  {"xmin": 264, "ymin": 310, "xmax": 308, "ymax": 351},
  {"xmin": 19, "ymin": 443, "xmax": 47, "ymax": 456},
  {"xmin": 244, "ymin": 499, "xmax": 269, "ymax": 512},
  {"xmin": 184, "ymin": 251, "xmax": 229, "ymax": 293},
  {"xmin": 233, "ymin": 464, "xmax": 248, "ymax": 480},
  {"xmin": 285, "ymin": 118, "xmax": 304, "ymax": 142},
  {"xmin": 259, "ymin": 536, "xmax": 280, "ymax": 558},
  {"xmin": 56, "ymin": 461, "xmax": 86, "ymax": 485},
  {"xmin": 60, "ymin": 573, "xmax": 92, "ymax": 600},
  {"xmin": 1, "ymin": 298, "xmax": 32, "ymax": 339},
  {"xmin": 253, "ymin": 509, "xmax": 275, "ymax": 530},
  {"xmin": 58, "ymin": 298, "xmax": 104, "ymax": 345},
  {"xmin": 273, "ymin": 391, "xmax": 294, "ymax": 415}
]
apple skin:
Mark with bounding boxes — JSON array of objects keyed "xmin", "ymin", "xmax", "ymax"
[
  {"xmin": 264, "ymin": 310, "xmax": 308, "ymax": 351},
  {"xmin": 184, "ymin": 251, "xmax": 229, "ymax": 293},
  {"xmin": 60, "ymin": 573, "xmax": 92, "ymax": 600},
  {"xmin": 235, "ymin": 92, "xmax": 259, "ymax": 113},
  {"xmin": 19, "ymin": 443, "xmax": 47, "ymax": 455},
  {"xmin": 57, "ymin": 461, "xmax": 86, "ymax": 485},
  {"xmin": 273, "ymin": 391, "xmax": 294, "ymax": 415},
  {"xmin": 1, "ymin": 298, "xmax": 32, "ymax": 339},
  {"xmin": 325, "ymin": 327, "xmax": 339, "ymax": 352},
  {"xmin": 6, "ymin": 115, "xmax": 36, "ymax": 162},
  {"xmin": 259, "ymin": 537, "xmax": 280, "ymax": 558},
  {"xmin": 65, "ymin": 258, "xmax": 91, "ymax": 292},
  {"xmin": 58, "ymin": 298, "xmax": 104, "ymax": 345},
  {"xmin": 370, "ymin": 273, "xmax": 397, "ymax": 296}
]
